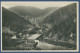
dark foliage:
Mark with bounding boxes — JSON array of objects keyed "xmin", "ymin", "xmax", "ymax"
[
  {"xmin": 2, "ymin": 7, "xmax": 31, "ymax": 32},
  {"xmin": 2, "ymin": 33, "xmax": 20, "ymax": 50},
  {"xmin": 42, "ymin": 3, "xmax": 77, "ymax": 42}
]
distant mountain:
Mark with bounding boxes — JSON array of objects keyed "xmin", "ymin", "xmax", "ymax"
[
  {"xmin": 43, "ymin": 7, "xmax": 59, "ymax": 15},
  {"xmin": 2, "ymin": 7, "xmax": 31, "ymax": 32},
  {"xmin": 9, "ymin": 6, "xmax": 42, "ymax": 17},
  {"xmin": 36, "ymin": 7, "xmax": 60, "ymax": 23},
  {"xmin": 9, "ymin": 6, "xmax": 59, "ymax": 25},
  {"xmin": 40, "ymin": 3, "xmax": 77, "ymax": 42},
  {"xmin": 9, "ymin": 6, "xmax": 59, "ymax": 18}
]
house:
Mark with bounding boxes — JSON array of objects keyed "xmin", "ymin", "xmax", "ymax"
[{"xmin": 11, "ymin": 35, "xmax": 17, "ymax": 39}]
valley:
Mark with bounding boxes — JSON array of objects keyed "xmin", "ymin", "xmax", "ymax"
[{"xmin": 2, "ymin": 3, "xmax": 77, "ymax": 50}]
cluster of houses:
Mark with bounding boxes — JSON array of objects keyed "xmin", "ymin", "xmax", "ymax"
[{"xmin": 11, "ymin": 28, "xmax": 43, "ymax": 40}]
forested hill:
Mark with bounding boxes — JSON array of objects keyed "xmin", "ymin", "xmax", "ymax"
[
  {"xmin": 43, "ymin": 3, "xmax": 77, "ymax": 24},
  {"xmin": 9, "ymin": 6, "xmax": 42, "ymax": 17},
  {"xmin": 2, "ymin": 7, "xmax": 31, "ymax": 32},
  {"xmin": 9, "ymin": 6, "xmax": 59, "ymax": 18},
  {"xmin": 40, "ymin": 3, "xmax": 77, "ymax": 42}
]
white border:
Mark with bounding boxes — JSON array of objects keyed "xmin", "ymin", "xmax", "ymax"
[{"xmin": 1, "ymin": 1, "xmax": 79, "ymax": 52}]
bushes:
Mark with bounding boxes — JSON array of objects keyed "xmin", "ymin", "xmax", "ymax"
[{"xmin": 2, "ymin": 33, "xmax": 20, "ymax": 50}]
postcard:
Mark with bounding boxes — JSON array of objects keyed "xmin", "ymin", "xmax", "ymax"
[{"xmin": 0, "ymin": 1, "xmax": 79, "ymax": 52}]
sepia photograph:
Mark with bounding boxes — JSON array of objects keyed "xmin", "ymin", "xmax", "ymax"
[{"xmin": 1, "ymin": 1, "xmax": 79, "ymax": 52}]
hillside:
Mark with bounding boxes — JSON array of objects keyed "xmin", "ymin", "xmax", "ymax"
[
  {"xmin": 9, "ymin": 6, "xmax": 42, "ymax": 17},
  {"xmin": 2, "ymin": 7, "xmax": 31, "ymax": 32},
  {"xmin": 8, "ymin": 6, "xmax": 59, "ymax": 27},
  {"xmin": 39, "ymin": 3, "xmax": 77, "ymax": 43},
  {"xmin": 9, "ymin": 6, "xmax": 59, "ymax": 18}
]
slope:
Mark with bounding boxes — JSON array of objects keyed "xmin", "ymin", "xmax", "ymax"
[
  {"xmin": 2, "ymin": 7, "xmax": 31, "ymax": 32},
  {"xmin": 40, "ymin": 3, "xmax": 77, "ymax": 43}
]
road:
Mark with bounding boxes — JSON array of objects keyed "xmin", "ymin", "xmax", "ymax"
[
  {"xmin": 27, "ymin": 34, "xmax": 41, "ymax": 39},
  {"xmin": 27, "ymin": 34, "xmax": 72, "ymax": 50}
]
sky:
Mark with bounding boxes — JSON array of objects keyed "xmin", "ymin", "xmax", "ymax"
[{"xmin": 1, "ymin": 1, "xmax": 77, "ymax": 9}]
